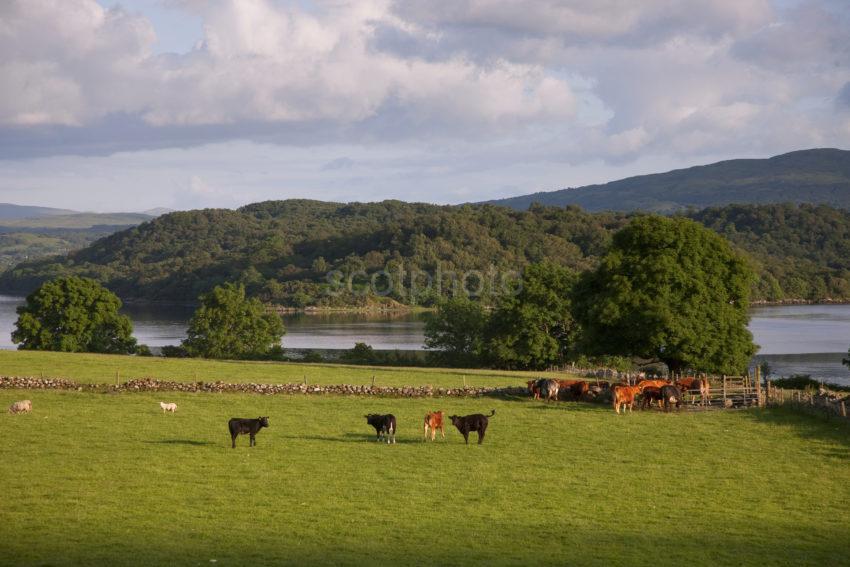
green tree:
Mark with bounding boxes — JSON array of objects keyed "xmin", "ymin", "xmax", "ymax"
[
  {"xmin": 424, "ymin": 297, "xmax": 489, "ymax": 367},
  {"xmin": 573, "ymin": 216, "xmax": 756, "ymax": 374},
  {"xmin": 182, "ymin": 283, "xmax": 285, "ymax": 359},
  {"xmin": 340, "ymin": 342, "xmax": 377, "ymax": 364},
  {"xmin": 12, "ymin": 276, "xmax": 136, "ymax": 354},
  {"xmin": 487, "ymin": 262, "xmax": 577, "ymax": 370}
]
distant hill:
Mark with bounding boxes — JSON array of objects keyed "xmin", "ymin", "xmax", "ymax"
[
  {"xmin": 4, "ymin": 199, "xmax": 850, "ymax": 305},
  {"xmin": 0, "ymin": 203, "xmax": 77, "ymax": 220},
  {"xmin": 0, "ymin": 212, "xmax": 153, "ymax": 230},
  {"xmin": 483, "ymin": 148, "xmax": 850, "ymax": 212}
]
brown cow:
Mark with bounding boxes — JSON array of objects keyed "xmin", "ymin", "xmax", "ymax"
[
  {"xmin": 612, "ymin": 384, "xmax": 640, "ymax": 414},
  {"xmin": 527, "ymin": 380, "xmax": 541, "ymax": 400},
  {"xmin": 423, "ymin": 411, "xmax": 445, "ymax": 441},
  {"xmin": 675, "ymin": 377, "xmax": 710, "ymax": 405},
  {"xmin": 636, "ymin": 379, "xmax": 670, "ymax": 392},
  {"xmin": 569, "ymin": 380, "xmax": 589, "ymax": 400}
]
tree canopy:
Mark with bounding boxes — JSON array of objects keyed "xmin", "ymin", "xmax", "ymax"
[
  {"xmin": 424, "ymin": 297, "xmax": 489, "ymax": 367},
  {"xmin": 182, "ymin": 283, "xmax": 285, "ymax": 359},
  {"xmin": 12, "ymin": 276, "xmax": 136, "ymax": 354},
  {"xmin": 573, "ymin": 216, "xmax": 756, "ymax": 374},
  {"xmin": 488, "ymin": 263, "xmax": 577, "ymax": 369}
]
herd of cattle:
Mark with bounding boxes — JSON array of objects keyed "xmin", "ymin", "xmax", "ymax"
[
  {"xmin": 365, "ymin": 410, "xmax": 495, "ymax": 445},
  {"xmin": 6, "ymin": 375, "xmax": 708, "ymax": 447},
  {"xmin": 225, "ymin": 410, "xmax": 495, "ymax": 447},
  {"xmin": 527, "ymin": 376, "xmax": 711, "ymax": 413}
]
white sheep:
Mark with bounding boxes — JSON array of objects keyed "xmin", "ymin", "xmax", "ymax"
[
  {"xmin": 8, "ymin": 400, "xmax": 32, "ymax": 414},
  {"xmin": 159, "ymin": 402, "xmax": 178, "ymax": 413}
]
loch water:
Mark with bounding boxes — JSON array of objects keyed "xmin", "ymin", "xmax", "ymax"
[{"xmin": 0, "ymin": 296, "xmax": 848, "ymax": 385}]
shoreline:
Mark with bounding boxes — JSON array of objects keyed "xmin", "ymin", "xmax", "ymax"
[{"xmin": 750, "ymin": 298, "xmax": 850, "ymax": 306}]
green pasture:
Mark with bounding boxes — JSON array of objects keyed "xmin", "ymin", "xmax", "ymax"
[
  {"xmin": 1, "ymin": 390, "xmax": 849, "ymax": 566},
  {"xmin": 0, "ymin": 350, "xmax": 558, "ymax": 388}
]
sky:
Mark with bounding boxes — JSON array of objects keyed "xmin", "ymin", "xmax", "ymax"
[{"xmin": 0, "ymin": 0, "xmax": 848, "ymax": 212}]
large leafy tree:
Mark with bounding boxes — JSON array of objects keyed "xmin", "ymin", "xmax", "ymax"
[
  {"xmin": 573, "ymin": 216, "xmax": 756, "ymax": 374},
  {"xmin": 12, "ymin": 276, "xmax": 137, "ymax": 354},
  {"xmin": 182, "ymin": 283, "xmax": 285, "ymax": 359},
  {"xmin": 487, "ymin": 262, "xmax": 577, "ymax": 370},
  {"xmin": 424, "ymin": 297, "xmax": 489, "ymax": 367}
]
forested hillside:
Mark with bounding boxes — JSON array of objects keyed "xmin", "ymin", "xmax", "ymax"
[
  {"xmin": 2, "ymin": 200, "xmax": 849, "ymax": 305},
  {"xmin": 483, "ymin": 148, "xmax": 850, "ymax": 212}
]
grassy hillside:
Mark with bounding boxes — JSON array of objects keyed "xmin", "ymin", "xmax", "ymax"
[
  {"xmin": 1, "ymin": 389, "xmax": 848, "ymax": 566},
  {"xmin": 484, "ymin": 148, "xmax": 850, "ymax": 212},
  {"xmin": 0, "ymin": 213, "xmax": 152, "ymax": 273},
  {"xmin": 0, "ymin": 226, "xmax": 144, "ymax": 272}
]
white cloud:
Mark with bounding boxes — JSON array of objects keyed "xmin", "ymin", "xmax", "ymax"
[
  {"xmin": 0, "ymin": 0, "xmax": 579, "ymax": 135},
  {"xmin": 0, "ymin": 0, "xmax": 848, "ymax": 209}
]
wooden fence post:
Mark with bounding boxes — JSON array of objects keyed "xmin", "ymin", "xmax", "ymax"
[
  {"xmin": 841, "ymin": 401, "xmax": 847, "ymax": 418},
  {"xmin": 722, "ymin": 375, "xmax": 727, "ymax": 406}
]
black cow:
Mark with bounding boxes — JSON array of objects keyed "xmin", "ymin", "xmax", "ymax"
[
  {"xmin": 228, "ymin": 416, "xmax": 269, "ymax": 448},
  {"xmin": 640, "ymin": 386, "xmax": 663, "ymax": 409},
  {"xmin": 449, "ymin": 410, "xmax": 495, "ymax": 444},
  {"xmin": 365, "ymin": 413, "xmax": 396, "ymax": 444},
  {"xmin": 660, "ymin": 385, "xmax": 683, "ymax": 412}
]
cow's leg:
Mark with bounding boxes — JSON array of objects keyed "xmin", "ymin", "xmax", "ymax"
[
  {"xmin": 478, "ymin": 427, "xmax": 486, "ymax": 444},
  {"xmin": 440, "ymin": 426, "xmax": 445, "ymax": 440},
  {"xmin": 463, "ymin": 431, "xmax": 469, "ymax": 444},
  {"xmin": 231, "ymin": 434, "xmax": 237, "ymax": 449},
  {"xmin": 250, "ymin": 433, "xmax": 255, "ymax": 447}
]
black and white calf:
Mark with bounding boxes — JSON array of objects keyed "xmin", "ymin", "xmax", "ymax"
[
  {"xmin": 365, "ymin": 414, "xmax": 397, "ymax": 444},
  {"xmin": 228, "ymin": 416, "xmax": 269, "ymax": 448}
]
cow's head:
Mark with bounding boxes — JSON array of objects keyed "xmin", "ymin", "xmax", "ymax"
[
  {"xmin": 258, "ymin": 416, "xmax": 270, "ymax": 427},
  {"xmin": 449, "ymin": 415, "xmax": 461, "ymax": 427}
]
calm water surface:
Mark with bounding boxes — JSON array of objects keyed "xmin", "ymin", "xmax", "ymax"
[{"xmin": 1, "ymin": 296, "xmax": 848, "ymax": 384}]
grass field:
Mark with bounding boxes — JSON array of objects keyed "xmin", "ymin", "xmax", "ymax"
[
  {"xmin": 2, "ymin": 388, "xmax": 849, "ymax": 566},
  {"xmin": 0, "ymin": 350, "xmax": 556, "ymax": 388}
]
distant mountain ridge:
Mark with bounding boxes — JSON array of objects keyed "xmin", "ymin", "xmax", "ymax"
[
  {"xmin": 482, "ymin": 148, "xmax": 850, "ymax": 212},
  {"xmin": 0, "ymin": 203, "xmax": 77, "ymax": 220}
]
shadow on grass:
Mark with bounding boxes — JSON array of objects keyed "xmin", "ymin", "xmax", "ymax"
[
  {"xmin": 527, "ymin": 401, "xmax": 610, "ymax": 413},
  {"xmin": 145, "ymin": 439, "xmax": 216, "ymax": 446},
  {"xmin": 279, "ymin": 432, "xmax": 422, "ymax": 445},
  {"xmin": 743, "ymin": 406, "xmax": 850, "ymax": 459}
]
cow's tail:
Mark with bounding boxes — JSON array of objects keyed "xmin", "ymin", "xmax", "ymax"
[{"xmin": 488, "ymin": 409, "xmax": 496, "ymax": 417}]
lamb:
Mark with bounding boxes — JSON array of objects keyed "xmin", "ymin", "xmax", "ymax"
[
  {"xmin": 8, "ymin": 400, "xmax": 32, "ymax": 414},
  {"xmin": 159, "ymin": 402, "xmax": 178, "ymax": 413}
]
